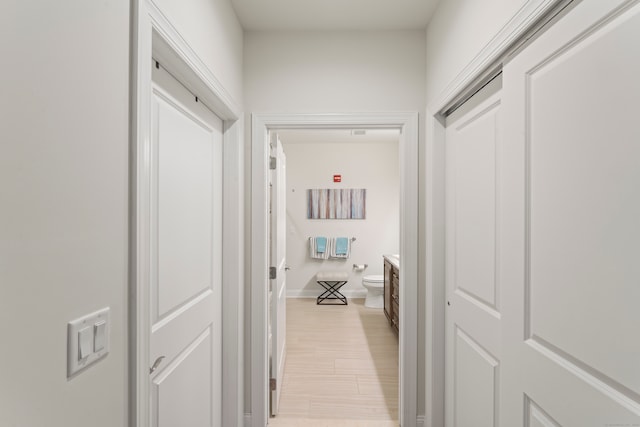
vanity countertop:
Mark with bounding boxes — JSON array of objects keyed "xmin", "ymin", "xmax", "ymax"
[{"xmin": 383, "ymin": 254, "xmax": 400, "ymax": 269}]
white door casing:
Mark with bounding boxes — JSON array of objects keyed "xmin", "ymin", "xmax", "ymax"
[
  {"xmin": 149, "ymin": 63, "xmax": 223, "ymax": 427},
  {"xmin": 444, "ymin": 76, "xmax": 503, "ymax": 427},
  {"xmin": 500, "ymin": 0, "xmax": 640, "ymax": 425},
  {"xmin": 269, "ymin": 133, "xmax": 287, "ymax": 416},
  {"xmin": 132, "ymin": 3, "xmax": 244, "ymax": 427},
  {"xmin": 251, "ymin": 113, "xmax": 419, "ymax": 427}
]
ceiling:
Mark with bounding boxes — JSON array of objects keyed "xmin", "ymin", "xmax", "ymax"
[{"xmin": 230, "ymin": 0, "xmax": 442, "ymax": 31}]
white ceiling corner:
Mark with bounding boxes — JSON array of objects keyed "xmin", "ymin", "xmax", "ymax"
[{"xmin": 230, "ymin": 0, "xmax": 442, "ymax": 31}]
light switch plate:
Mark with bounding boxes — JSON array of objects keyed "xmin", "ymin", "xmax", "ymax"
[{"xmin": 67, "ymin": 307, "xmax": 110, "ymax": 378}]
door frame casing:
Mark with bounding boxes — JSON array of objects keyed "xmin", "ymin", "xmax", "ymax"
[
  {"xmin": 250, "ymin": 112, "xmax": 419, "ymax": 427},
  {"xmin": 130, "ymin": 1, "xmax": 244, "ymax": 426},
  {"xmin": 424, "ymin": 1, "xmax": 566, "ymax": 426}
]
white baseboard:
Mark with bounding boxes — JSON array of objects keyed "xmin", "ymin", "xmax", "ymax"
[{"xmin": 286, "ymin": 289, "xmax": 367, "ymax": 299}]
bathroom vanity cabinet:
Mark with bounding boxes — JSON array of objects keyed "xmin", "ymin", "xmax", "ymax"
[{"xmin": 383, "ymin": 255, "xmax": 399, "ymax": 334}]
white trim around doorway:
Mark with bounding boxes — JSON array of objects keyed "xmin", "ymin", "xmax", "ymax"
[
  {"xmin": 131, "ymin": 1, "xmax": 243, "ymax": 426},
  {"xmin": 250, "ymin": 112, "xmax": 419, "ymax": 427}
]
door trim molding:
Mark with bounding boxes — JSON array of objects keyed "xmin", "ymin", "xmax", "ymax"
[
  {"xmin": 424, "ymin": 1, "xmax": 567, "ymax": 427},
  {"xmin": 250, "ymin": 112, "xmax": 419, "ymax": 427},
  {"xmin": 131, "ymin": 1, "xmax": 243, "ymax": 426}
]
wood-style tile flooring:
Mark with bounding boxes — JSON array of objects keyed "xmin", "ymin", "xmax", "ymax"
[{"xmin": 269, "ymin": 298, "xmax": 399, "ymax": 427}]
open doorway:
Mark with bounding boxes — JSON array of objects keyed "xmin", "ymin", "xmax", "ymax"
[
  {"xmin": 277, "ymin": 129, "xmax": 400, "ymax": 299},
  {"xmin": 250, "ymin": 112, "xmax": 420, "ymax": 427},
  {"xmin": 271, "ymin": 128, "xmax": 401, "ymax": 423}
]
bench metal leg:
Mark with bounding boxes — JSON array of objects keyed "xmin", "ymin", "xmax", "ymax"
[{"xmin": 316, "ymin": 280, "xmax": 348, "ymax": 305}]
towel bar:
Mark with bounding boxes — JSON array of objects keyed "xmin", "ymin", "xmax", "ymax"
[{"xmin": 308, "ymin": 237, "xmax": 356, "ymax": 242}]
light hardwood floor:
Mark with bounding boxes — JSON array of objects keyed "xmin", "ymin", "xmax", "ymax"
[{"xmin": 269, "ymin": 298, "xmax": 399, "ymax": 427}]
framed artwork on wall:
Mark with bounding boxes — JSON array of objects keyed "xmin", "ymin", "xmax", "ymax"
[{"xmin": 307, "ymin": 188, "xmax": 366, "ymax": 219}]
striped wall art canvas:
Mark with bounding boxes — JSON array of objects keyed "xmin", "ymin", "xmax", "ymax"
[{"xmin": 307, "ymin": 189, "xmax": 366, "ymax": 219}]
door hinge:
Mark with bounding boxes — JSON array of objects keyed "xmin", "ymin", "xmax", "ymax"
[
  {"xmin": 270, "ymin": 378, "xmax": 277, "ymax": 391},
  {"xmin": 269, "ymin": 266, "xmax": 277, "ymax": 280},
  {"xmin": 269, "ymin": 156, "xmax": 277, "ymax": 170}
]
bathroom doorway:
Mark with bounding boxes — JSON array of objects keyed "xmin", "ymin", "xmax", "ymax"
[
  {"xmin": 274, "ymin": 127, "xmax": 401, "ymax": 424},
  {"xmin": 250, "ymin": 112, "xmax": 420, "ymax": 427}
]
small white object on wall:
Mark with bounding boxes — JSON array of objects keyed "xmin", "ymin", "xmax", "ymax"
[{"xmin": 67, "ymin": 307, "xmax": 110, "ymax": 378}]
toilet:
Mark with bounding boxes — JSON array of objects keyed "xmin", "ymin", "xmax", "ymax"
[{"xmin": 362, "ymin": 274, "xmax": 384, "ymax": 308}]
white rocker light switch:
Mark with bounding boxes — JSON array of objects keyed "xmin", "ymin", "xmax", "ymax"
[
  {"xmin": 94, "ymin": 321, "xmax": 106, "ymax": 352},
  {"xmin": 67, "ymin": 307, "xmax": 110, "ymax": 378},
  {"xmin": 78, "ymin": 326, "xmax": 93, "ymax": 359}
]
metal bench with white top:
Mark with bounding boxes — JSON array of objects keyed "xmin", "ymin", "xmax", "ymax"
[{"xmin": 315, "ymin": 271, "xmax": 349, "ymax": 305}]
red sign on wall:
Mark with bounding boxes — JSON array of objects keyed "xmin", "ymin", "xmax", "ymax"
[{"xmin": 333, "ymin": 174, "xmax": 342, "ymax": 183}]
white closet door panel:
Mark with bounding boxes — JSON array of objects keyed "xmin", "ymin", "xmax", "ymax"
[
  {"xmin": 453, "ymin": 106, "xmax": 499, "ymax": 309},
  {"xmin": 150, "ymin": 62, "xmax": 223, "ymax": 427},
  {"xmin": 445, "ymin": 76, "xmax": 502, "ymax": 427},
  {"xmin": 156, "ymin": 97, "xmax": 215, "ymax": 317},
  {"xmin": 526, "ymin": 4, "xmax": 640, "ymax": 392},
  {"xmin": 454, "ymin": 328, "xmax": 499, "ymax": 427},
  {"xmin": 153, "ymin": 329, "xmax": 213, "ymax": 427},
  {"xmin": 526, "ymin": 398, "xmax": 560, "ymax": 427},
  {"xmin": 501, "ymin": 0, "xmax": 640, "ymax": 425}
]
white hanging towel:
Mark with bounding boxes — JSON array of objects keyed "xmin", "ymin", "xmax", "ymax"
[
  {"xmin": 309, "ymin": 237, "xmax": 329, "ymax": 259},
  {"xmin": 329, "ymin": 237, "xmax": 351, "ymax": 259}
]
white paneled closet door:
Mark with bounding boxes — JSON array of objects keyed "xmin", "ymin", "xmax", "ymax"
[
  {"xmin": 500, "ymin": 0, "xmax": 640, "ymax": 425},
  {"xmin": 149, "ymin": 62, "xmax": 223, "ymax": 427},
  {"xmin": 444, "ymin": 76, "xmax": 503, "ymax": 427}
]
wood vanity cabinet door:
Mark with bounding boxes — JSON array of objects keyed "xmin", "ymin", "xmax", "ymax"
[
  {"xmin": 391, "ymin": 266, "xmax": 399, "ymax": 332},
  {"xmin": 384, "ymin": 260, "xmax": 393, "ymax": 323}
]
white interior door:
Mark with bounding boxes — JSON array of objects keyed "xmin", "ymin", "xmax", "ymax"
[
  {"xmin": 149, "ymin": 62, "xmax": 223, "ymax": 427},
  {"xmin": 445, "ymin": 76, "xmax": 503, "ymax": 427},
  {"xmin": 269, "ymin": 133, "xmax": 287, "ymax": 417},
  {"xmin": 500, "ymin": 0, "xmax": 640, "ymax": 425}
]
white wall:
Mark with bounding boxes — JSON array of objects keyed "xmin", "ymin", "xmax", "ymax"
[
  {"xmin": 0, "ymin": 1, "xmax": 129, "ymax": 426},
  {"xmin": 426, "ymin": 0, "xmax": 527, "ymax": 101},
  {"xmin": 0, "ymin": 1, "xmax": 244, "ymax": 426},
  {"xmin": 281, "ymin": 138, "xmax": 400, "ymax": 297},
  {"xmin": 154, "ymin": 0, "xmax": 244, "ymax": 107},
  {"xmin": 245, "ymin": 31, "xmax": 425, "ymax": 112}
]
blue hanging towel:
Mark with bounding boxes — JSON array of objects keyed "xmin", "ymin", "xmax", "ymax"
[
  {"xmin": 335, "ymin": 237, "xmax": 349, "ymax": 255},
  {"xmin": 315, "ymin": 237, "xmax": 327, "ymax": 253}
]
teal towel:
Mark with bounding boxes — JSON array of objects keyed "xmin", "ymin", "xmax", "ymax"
[
  {"xmin": 335, "ymin": 237, "xmax": 349, "ymax": 255},
  {"xmin": 316, "ymin": 237, "xmax": 327, "ymax": 253}
]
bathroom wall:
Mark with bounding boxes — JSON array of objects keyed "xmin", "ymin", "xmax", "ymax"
[{"xmin": 280, "ymin": 135, "xmax": 400, "ymax": 297}]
